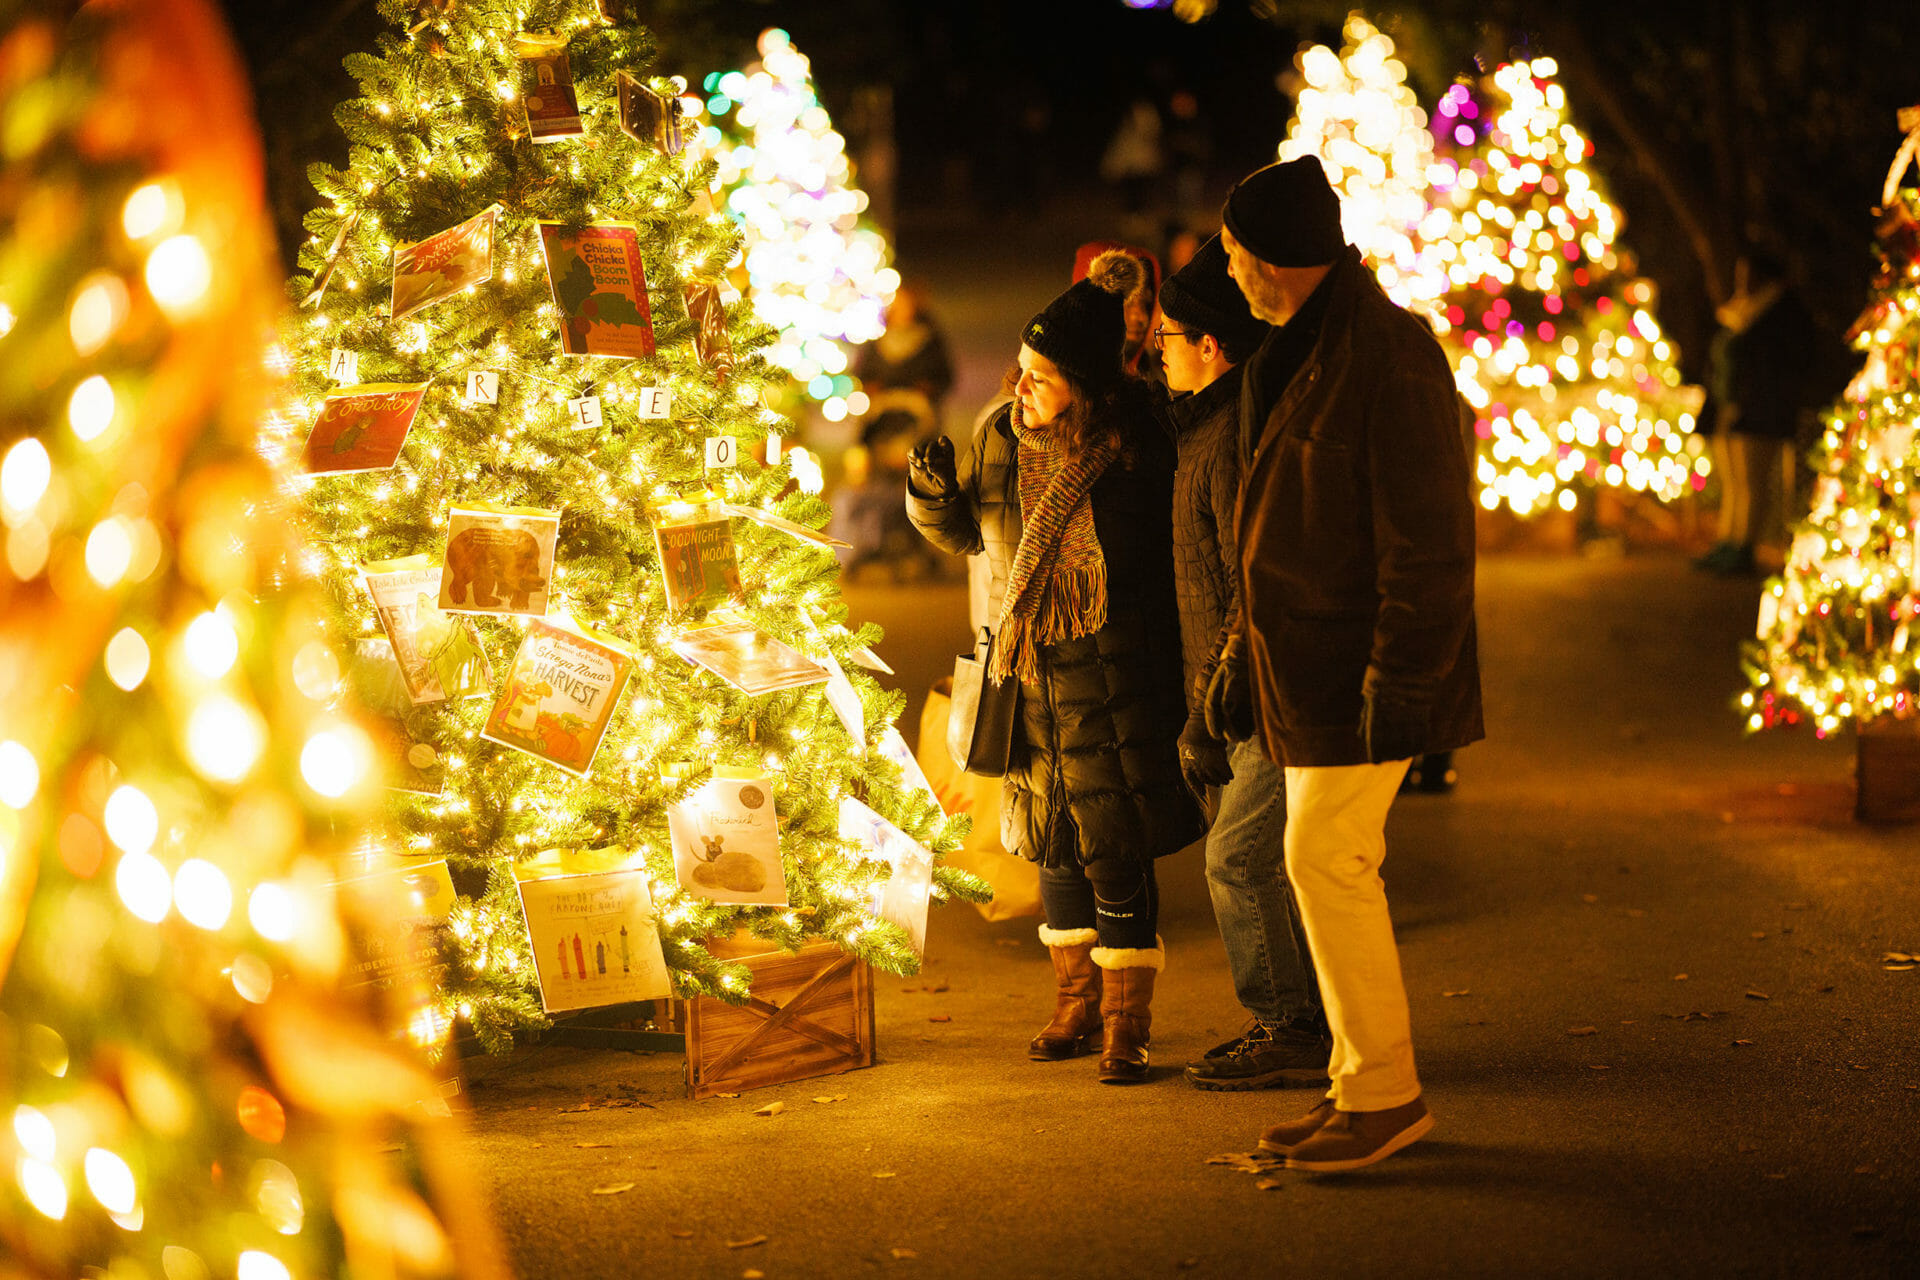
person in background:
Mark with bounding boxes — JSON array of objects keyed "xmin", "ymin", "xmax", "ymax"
[
  {"xmin": 1213, "ymin": 157, "xmax": 1483, "ymax": 1171},
  {"xmin": 1693, "ymin": 252, "xmax": 1838, "ymax": 576},
  {"xmin": 856, "ymin": 279, "xmax": 955, "ymax": 437},
  {"xmin": 1074, "ymin": 240, "xmax": 1162, "ymax": 379},
  {"xmin": 1100, "ymin": 97, "xmax": 1165, "ymax": 237},
  {"xmin": 1157, "ymin": 235, "xmax": 1334, "ymax": 1093},
  {"xmin": 906, "ymin": 251, "xmax": 1200, "ymax": 1085}
]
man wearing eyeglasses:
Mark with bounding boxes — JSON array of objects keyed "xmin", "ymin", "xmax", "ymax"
[{"xmin": 1156, "ymin": 236, "xmax": 1333, "ymax": 1094}]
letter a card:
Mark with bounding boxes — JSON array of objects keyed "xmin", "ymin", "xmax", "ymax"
[{"xmin": 483, "ymin": 618, "xmax": 634, "ymax": 777}]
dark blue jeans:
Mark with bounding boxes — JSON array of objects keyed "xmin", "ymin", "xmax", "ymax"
[
  {"xmin": 1205, "ymin": 740, "xmax": 1322, "ymax": 1025},
  {"xmin": 1039, "ymin": 857, "xmax": 1159, "ymax": 950}
]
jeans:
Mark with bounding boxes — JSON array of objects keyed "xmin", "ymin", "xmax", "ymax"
[
  {"xmin": 1038, "ymin": 858, "xmax": 1159, "ymax": 950},
  {"xmin": 1283, "ymin": 759, "xmax": 1419, "ymax": 1111},
  {"xmin": 1205, "ymin": 740, "xmax": 1322, "ymax": 1027}
]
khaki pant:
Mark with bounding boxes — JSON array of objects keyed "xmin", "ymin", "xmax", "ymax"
[{"xmin": 1282, "ymin": 759, "xmax": 1420, "ymax": 1111}]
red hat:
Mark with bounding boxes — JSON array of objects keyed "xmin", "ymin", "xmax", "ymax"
[{"xmin": 1072, "ymin": 240, "xmax": 1160, "ymax": 304}]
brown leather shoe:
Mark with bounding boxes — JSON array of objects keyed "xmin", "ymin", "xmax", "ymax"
[
  {"xmin": 1028, "ymin": 928, "xmax": 1102, "ymax": 1061},
  {"xmin": 1256, "ymin": 1098, "xmax": 1337, "ymax": 1154},
  {"xmin": 1284, "ymin": 1096, "xmax": 1433, "ymax": 1172},
  {"xmin": 1093, "ymin": 940, "xmax": 1162, "ymax": 1084}
]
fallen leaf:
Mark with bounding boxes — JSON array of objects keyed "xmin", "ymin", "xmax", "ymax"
[
  {"xmin": 754, "ymin": 1102, "xmax": 785, "ymax": 1117},
  {"xmin": 668, "ymin": 1229, "xmax": 693, "ymax": 1239},
  {"xmin": 1620, "ymin": 1019, "xmax": 1638, "ymax": 1025},
  {"xmin": 575, "ymin": 1141, "xmax": 611, "ymax": 1149},
  {"xmin": 725, "ymin": 1236, "xmax": 768, "ymax": 1250},
  {"xmin": 1764, "ymin": 1172, "xmax": 1787, "ymax": 1181},
  {"xmin": 1751, "ymin": 932, "xmax": 1768, "ymax": 940},
  {"xmin": 928, "ymin": 1015, "xmax": 952, "ymax": 1023},
  {"xmin": 1818, "ymin": 985, "xmax": 1835, "ymax": 993},
  {"xmin": 1581, "ymin": 894, "xmax": 1599, "ymax": 904},
  {"xmin": 1178, "ymin": 1260, "xmax": 1201, "ymax": 1271},
  {"xmin": 873, "ymin": 1171, "xmax": 896, "ymax": 1179},
  {"xmin": 900, "ymin": 986, "xmax": 918, "ymax": 994},
  {"xmin": 1733, "ymin": 1039, "xmax": 1754, "ymax": 1046},
  {"xmin": 1854, "ymin": 1163, "xmax": 1877, "ymax": 1174},
  {"xmin": 1672, "ymin": 974, "xmax": 1689, "ymax": 981},
  {"xmin": 1624, "ymin": 908, "xmax": 1647, "ymax": 918},
  {"xmin": 1255, "ymin": 1177, "xmax": 1284, "ymax": 1190},
  {"xmin": 591, "ymin": 1183, "xmax": 635, "ymax": 1196},
  {"xmin": 992, "ymin": 938, "xmax": 1022, "ymax": 947},
  {"xmin": 1887, "ymin": 964, "xmax": 1916, "ymax": 972},
  {"xmin": 1745, "ymin": 990, "xmax": 1771, "ymax": 1001},
  {"xmin": 716, "ymin": 1092, "xmax": 740, "ymax": 1099},
  {"xmin": 1588, "ymin": 1064, "xmax": 1610, "ymax": 1070},
  {"xmin": 890, "ymin": 1247, "xmax": 918, "ymax": 1259},
  {"xmin": 1666, "ymin": 1010, "xmax": 1727, "ymax": 1021},
  {"xmin": 1567, "ymin": 1026, "xmax": 1598, "ymax": 1037},
  {"xmin": 1465, "ymin": 1018, "xmax": 1488, "ymax": 1026},
  {"xmin": 1783, "ymin": 901, "xmax": 1810, "ymax": 911},
  {"xmin": 931, "ymin": 981, "xmax": 950, "ymax": 993},
  {"xmin": 1850, "ymin": 1063, "xmax": 1872, "ymax": 1070},
  {"xmin": 745, "ymin": 1271, "xmax": 766, "ymax": 1280},
  {"xmin": 1737, "ymin": 1143, "xmax": 1758, "ymax": 1153},
  {"xmin": 1443, "ymin": 989, "xmax": 1471, "ymax": 998},
  {"xmin": 1884, "ymin": 951, "xmax": 1917, "ymax": 963},
  {"xmin": 811, "ymin": 1095, "xmax": 845, "ymax": 1105}
]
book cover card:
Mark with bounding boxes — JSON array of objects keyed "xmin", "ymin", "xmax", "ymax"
[
  {"xmin": 820, "ymin": 652, "xmax": 865, "ymax": 747},
  {"xmin": 438, "ymin": 504, "xmax": 559, "ymax": 617},
  {"xmin": 838, "ymin": 797, "xmax": 934, "ymax": 959},
  {"xmin": 517, "ymin": 868, "xmax": 672, "ymax": 1012},
  {"xmin": 336, "ymin": 858, "xmax": 457, "ymax": 989},
  {"xmin": 301, "ymin": 382, "xmax": 430, "ymax": 475},
  {"xmin": 616, "ymin": 71, "xmax": 684, "ymax": 155},
  {"xmin": 685, "ymin": 283, "xmax": 733, "ymax": 367},
  {"xmin": 538, "ymin": 221, "xmax": 656, "ymax": 359},
  {"xmin": 877, "ymin": 726, "xmax": 941, "ymax": 814},
  {"xmin": 651, "ymin": 503, "xmax": 743, "ymax": 613},
  {"xmin": 391, "ymin": 206, "xmax": 499, "ymax": 321},
  {"xmin": 671, "ymin": 620, "xmax": 831, "ymax": 696},
  {"xmin": 363, "ymin": 554, "xmax": 492, "ymax": 703},
  {"xmin": 717, "ymin": 501, "xmax": 853, "ymax": 550},
  {"xmin": 668, "ymin": 769, "xmax": 788, "ymax": 906},
  {"xmin": 515, "ymin": 36, "xmax": 585, "ymax": 143},
  {"xmin": 482, "ymin": 618, "xmax": 634, "ymax": 777}
]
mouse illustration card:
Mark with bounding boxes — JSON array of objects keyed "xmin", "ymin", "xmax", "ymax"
[
  {"xmin": 437, "ymin": 503, "xmax": 558, "ymax": 617},
  {"xmin": 667, "ymin": 767, "xmax": 788, "ymax": 906}
]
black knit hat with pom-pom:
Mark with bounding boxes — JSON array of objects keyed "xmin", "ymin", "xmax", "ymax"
[{"xmin": 1021, "ymin": 249, "xmax": 1145, "ymax": 387}]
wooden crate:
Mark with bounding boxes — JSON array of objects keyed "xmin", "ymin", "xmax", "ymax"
[
  {"xmin": 684, "ymin": 932, "xmax": 875, "ymax": 1099},
  {"xmin": 1856, "ymin": 716, "xmax": 1920, "ymax": 824}
]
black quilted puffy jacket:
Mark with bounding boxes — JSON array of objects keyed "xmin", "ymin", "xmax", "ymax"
[
  {"xmin": 906, "ymin": 393, "xmax": 1202, "ymax": 869},
  {"xmin": 1166, "ymin": 363, "xmax": 1245, "ymax": 721}
]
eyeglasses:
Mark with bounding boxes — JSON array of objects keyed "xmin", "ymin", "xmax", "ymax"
[{"xmin": 1149, "ymin": 325, "xmax": 1201, "ymax": 351}]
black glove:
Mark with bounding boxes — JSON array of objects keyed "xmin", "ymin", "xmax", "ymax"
[
  {"xmin": 1361, "ymin": 690, "xmax": 1431, "ymax": 764},
  {"xmin": 1178, "ymin": 714, "xmax": 1234, "ymax": 794},
  {"xmin": 906, "ymin": 435, "xmax": 957, "ymax": 499},
  {"xmin": 1202, "ymin": 632, "xmax": 1256, "ymax": 743}
]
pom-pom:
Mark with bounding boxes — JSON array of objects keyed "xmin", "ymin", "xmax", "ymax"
[{"xmin": 1087, "ymin": 249, "xmax": 1146, "ymax": 301}]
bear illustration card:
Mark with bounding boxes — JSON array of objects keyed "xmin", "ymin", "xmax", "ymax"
[
  {"xmin": 650, "ymin": 501, "xmax": 742, "ymax": 613},
  {"xmin": 517, "ymin": 867, "xmax": 672, "ymax": 1013},
  {"xmin": 482, "ymin": 617, "xmax": 633, "ymax": 777},
  {"xmin": 391, "ymin": 206, "xmax": 499, "ymax": 321},
  {"xmin": 838, "ymin": 796, "xmax": 934, "ymax": 959},
  {"xmin": 667, "ymin": 768, "xmax": 788, "ymax": 906},
  {"xmin": 514, "ymin": 34, "xmax": 585, "ymax": 143},
  {"xmin": 438, "ymin": 503, "xmax": 559, "ymax": 617},
  {"xmin": 301, "ymin": 382, "xmax": 430, "ymax": 475},
  {"xmin": 363, "ymin": 554, "xmax": 492, "ymax": 703},
  {"xmin": 537, "ymin": 221, "xmax": 656, "ymax": 359}
]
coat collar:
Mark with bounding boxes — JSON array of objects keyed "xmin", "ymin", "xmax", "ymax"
[{"xmin": 1165, "ymin": 363, "xmax": 1245, "ymax": 437}]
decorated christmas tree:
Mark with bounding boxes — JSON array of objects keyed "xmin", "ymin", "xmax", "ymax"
[
  {"xmin": 278, "ymin": 0, "xmax": 982, "ymax": 1052},
  {"xmin": 0, "ymin": 0, "xmax": 504, "ymax": 1273},
  {"xmin": 1278, "ymin": 13, "xmax": 1447, "ymax": 320},
  {"xmin": 1744, "ymin": 112, "xmax": 1920, "ymax": 738},
  {"xmin": 686, "ymin": 28, "xmax": 898, "ymax": 423},
  {"xmin": 1421, "ymin": 58, "xmax": 1705, "ymax": 517}
]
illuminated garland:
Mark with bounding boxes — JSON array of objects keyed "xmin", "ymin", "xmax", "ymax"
[
  {"xmin": 686, "ymin": 28, "xmax": 897, "ymax": 421},
  {"xmin": 1744, "ymin": 173, "xmax": 1920, "ymax": 736},
  {"xmin": 280, "ymin": 0, "xmax": 982, "ymax": 1052}
]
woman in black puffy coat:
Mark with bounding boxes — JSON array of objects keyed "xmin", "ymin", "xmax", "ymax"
[{"xmin": 906, "ymin": 251, "xmax": 1200, "ymax": 1084}]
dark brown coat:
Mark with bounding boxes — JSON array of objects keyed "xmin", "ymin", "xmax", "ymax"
[{"xmin": 1235, "ymin": 248, "xmax": 1483, "ymax": 767}]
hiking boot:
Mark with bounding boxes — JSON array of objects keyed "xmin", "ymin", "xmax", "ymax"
[
  {"xmin": 1256, "ymin": 1098, "xmax": 1337, "ymax": 1155},
  {"xmin": 1284, "ymin": 1096, "xmax": 1434, "ymax": 1173},
  {"xmin": 1185, "ymin": 1020, "xmax": 1331, "ymax": 1091}
]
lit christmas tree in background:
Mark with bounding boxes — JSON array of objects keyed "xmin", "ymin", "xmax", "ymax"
[
  {"xmin": 0, "ymin": 0, "xmax": 505, "ymax": 1273},
  {"xmin": 686, "ymin": 28, "xmax": 898, "ymax": 423},
  {"xmin": 280, "ymin": 0, "xmax": 983, "ymax": 1052},
  {"xmin": 1423, "ymin": 58, "xmax": 1705, "ymax": 518},
  {"xmin": 1278, "ymin": 13, "xmax": 1445, "ymax": 320},
  {"xmin": 1744, "ymin": 115, "xmax": 1920, "ymax": 738}
]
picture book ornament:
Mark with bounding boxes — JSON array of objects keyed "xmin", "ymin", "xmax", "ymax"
[
  {"xmin": 839, "ymin": 796, "xmax": 935, "ymax": 959},
  {"xmin": 515, "ymin": 33, "xmax": 585, "ymax": 143},
  {"xmin": 516, "ymin": 864, "xmax": 672, "ymax": 1013},
  {"xmin": 670, "ymin": 618, "xmax": 831, "ymax": 696},
  {"xmin": 362, "ymin": 554, "xmax": 492, "ymax": 703},
  {"xmin": 650, "ymin": 498, "xmax": 743, "ymax": 613},
  {"xmin": 538, "ymin": 221, "xmax": 656, "ymax": 358},
  {"xmin": 482, "ymin": 618, "xmax": 635, "ymax": 777},
  {"xmin": 391, "ymin": 205, "xmax": 500, "ymax": 321},
  {"xmin": 616, "ymin": 71, "xmax": 684, "ymax": 155},
  {"xmin": 301, "ymin": 382, "xmax": 429, "ymax": 474},
  {"xmin": 438, "ymin": 503, "xmax": 559, "ymax": 617},
  {"xmin": 667, "ymin": 768, "xmax": 789, "ymax": 905}
]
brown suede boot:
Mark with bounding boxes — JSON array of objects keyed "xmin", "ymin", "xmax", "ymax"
[
  {"xmin": 1028, "ymin": 927, "xmax": 1102, "ymax": 1061},
  {"xmin": 1284, "ymin": 1096, "xmax": 1433, "ymax": 1172},
  {"xmin": 1093, "ymin": 938, "xmax": 1163, "ymax": 1085}
]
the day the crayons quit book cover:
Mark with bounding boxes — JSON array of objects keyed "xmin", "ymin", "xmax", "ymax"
[
  {"xmin": 483, "ymin": 619, "xmax": 634, "ymax": 777},
  {"xmin": 301, "ymin": 382, "xmax": 429, "ymax": 474},
  {"xmin": 538, "ymin": 221, "xmax": 655, "ymax": 358}
]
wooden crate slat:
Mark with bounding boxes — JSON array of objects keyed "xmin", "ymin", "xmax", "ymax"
[{"xmin": 686, "ymin": 936, "xmax": 875, "ymax": 1099}]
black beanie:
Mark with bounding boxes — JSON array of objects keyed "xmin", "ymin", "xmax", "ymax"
[
  {"xmin": 1222, "ymin": 156, "xmax": 1346, "ymax": 267},
  {"xmin": 1157, "ymin": 234, "xmax": 1269, "ymax": 355},
  {"xmin": 1021, "ymin": 249, "xmax": 1145, "ymax": 387}
]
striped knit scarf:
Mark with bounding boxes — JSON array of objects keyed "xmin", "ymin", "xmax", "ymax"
[{"xmin": 990, "ymin": 404, "xmax": 1120, "ymax": 685}]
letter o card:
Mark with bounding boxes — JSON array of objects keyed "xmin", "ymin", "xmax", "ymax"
[{"xmin": 705, "ymin": 436, "xmax": 738, "ymax": 469}]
